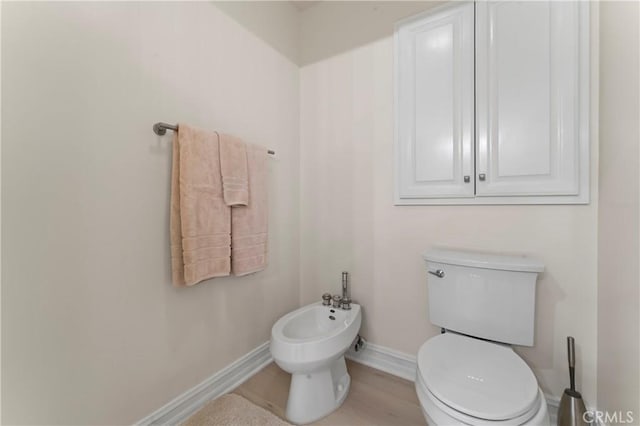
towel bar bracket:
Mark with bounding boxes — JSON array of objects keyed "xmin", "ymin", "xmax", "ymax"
[{"xmin": 153, "ymin": 122, "xmax": 178, "ymax": 136}]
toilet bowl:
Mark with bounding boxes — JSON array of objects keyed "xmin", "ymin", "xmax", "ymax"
[
  {"xmin": 270, "ymin": 302, "xmax": 361, "ymax": 424},
  {"xmin": 415, "ymin": 333, "xmax": 549, "ymax": 425}
]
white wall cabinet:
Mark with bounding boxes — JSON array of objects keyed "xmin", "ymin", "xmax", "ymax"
[
  {"xmin": 395, "ymin": 2, "xmax": 475, "ymax": 199},
  {"xmin": 395, "ymin": 1, "xmax": 590, "ymax": 205}
]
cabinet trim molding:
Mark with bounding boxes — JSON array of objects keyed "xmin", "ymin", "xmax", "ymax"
[{"xmin": 394, "ymin": 1, "xmax": 591, "ymax": 206}]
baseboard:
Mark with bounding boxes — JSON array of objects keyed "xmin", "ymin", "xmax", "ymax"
[
  {"xmin": 347, "ymin": 340, "xmax": 564, "ymax": 423},
  {"xmin": 346, "ymin": 341, "xmax": 417, "ymax": 382},
  {"xmin": 135, "ymin": 338, "xmax": 578, "ymax": 426},
  {"xmin": 546, "ymin": 395, "xmax": 560, "ymax": 424},
  {"xmin": 136, "ymin": 341, "xmax": 273, "ymax": 426}
]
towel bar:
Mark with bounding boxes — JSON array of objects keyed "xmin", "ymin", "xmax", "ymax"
[{"xmin": 153, "ymin": 122, "xmax": 275, "ymax": 155}]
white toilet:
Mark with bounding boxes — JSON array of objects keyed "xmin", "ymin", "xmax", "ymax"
[
  {"xmin": 270, "ymin": 301, "xmax": 361, "ymax": 424},
  {"xmin": 417, "ymin": 249, "xmax": 550, "ymax": 425}
]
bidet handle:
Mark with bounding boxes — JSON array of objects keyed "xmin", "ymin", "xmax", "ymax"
[
  {"xmin": 322, "ymin": 293, "xmax": 332, "ymax": 306},
  {"xmin": 332, "ymin": 295, "xmax": 342, "ymax": 309}
]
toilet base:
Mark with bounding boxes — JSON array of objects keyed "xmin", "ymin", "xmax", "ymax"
[{"xmin": 285, "ymin": 356, "xmax": 351, "ymax": 424}]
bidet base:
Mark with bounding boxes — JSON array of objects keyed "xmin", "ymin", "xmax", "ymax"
[{"xmin": 285, "ymin": 356, "xmax": 351, "ymax": 424}]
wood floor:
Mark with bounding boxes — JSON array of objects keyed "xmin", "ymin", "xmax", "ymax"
[{"xmin": 234, "ymin": 360, "xmax": 426, "ymax": 425}]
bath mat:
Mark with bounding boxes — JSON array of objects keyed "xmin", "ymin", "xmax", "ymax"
[{"xmin": 182, "ymin": 393, "xmax": 292, "ymax": 426}]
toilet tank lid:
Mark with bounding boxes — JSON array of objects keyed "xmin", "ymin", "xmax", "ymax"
[{"xmin": 423, "ymin": 249, "xmax": 544, "ymax": 273}]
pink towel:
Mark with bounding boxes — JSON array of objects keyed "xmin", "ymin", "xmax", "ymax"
[
  {"xmin": 170, "ymin": 124, "xmax": 231, "ymax": 286},
  {"xmin": 219, "ymin": 134, "xmax": 249, "ymax": 206},
  {"xmin": 231, "ymin": 143, "xmax": 268, "ymax": 276}
]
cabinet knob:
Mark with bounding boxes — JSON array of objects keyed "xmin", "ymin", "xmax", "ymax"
[
  {"xmin": 464, "ymin": 175, "xmax": 470, "ymax": 183},
  {"xmin": 479, "ymin": 173, "xmax": 486, "ymax": 181}
]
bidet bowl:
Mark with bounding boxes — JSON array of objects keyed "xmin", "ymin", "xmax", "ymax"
[
  {"xmin": 270, "ymin": 302, "xmax": 361, "ymax": 373},
  {"xmin": 270, "ymin": 302, "xmax": 362, "ymax": 424}
]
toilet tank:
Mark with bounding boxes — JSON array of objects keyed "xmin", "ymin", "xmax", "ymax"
[{"xmin": 423, "ymin": 249, "xmax": 544, "ymax": 347}]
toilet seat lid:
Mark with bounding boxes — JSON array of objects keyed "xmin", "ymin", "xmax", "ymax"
[{"xmin": 417, "ymin": 333, "xmax": 539, "ymax": 421}]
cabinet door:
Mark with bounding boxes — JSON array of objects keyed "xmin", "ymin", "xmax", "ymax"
[
  {"xmin": 395, "ymin": 3, "xmax": 475, "ymax": 203},
  {"xmin": 475, "ymin": 1, "xmax": 589, "ymax": 199}
]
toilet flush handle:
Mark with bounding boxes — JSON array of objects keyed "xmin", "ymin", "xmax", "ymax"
[{"xmin": 428, "ymin": 269, "xmax": 445, "ymax": 278}]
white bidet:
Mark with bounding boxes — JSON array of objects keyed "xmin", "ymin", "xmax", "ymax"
[{"xmin": 270, "ymin": 302, "xmax": 362, "ymax": 424}]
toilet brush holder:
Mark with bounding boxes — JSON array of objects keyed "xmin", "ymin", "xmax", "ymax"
[
  {"xmin": 557, "ymin": 337, "xmax": 588, "ymax": 426},
  {"xmin": 558, "ymin": 391, "xmax": 588, "ymax": 426}
]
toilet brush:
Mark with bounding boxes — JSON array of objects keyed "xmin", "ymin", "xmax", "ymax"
[{"xmin": 557, "ymin": 336, "xmax": 588, "ymax": 426}]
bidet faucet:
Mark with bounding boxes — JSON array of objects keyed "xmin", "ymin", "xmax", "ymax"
[{"xmin": 341, "ymin": 272, "xmax": 349, "ymax": 299}]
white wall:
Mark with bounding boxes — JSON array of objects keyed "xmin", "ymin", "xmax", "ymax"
[
  {"xmin": 597, "ymin": 0, "xmax": 640, "ymax": 419},
  {"xmin": 1, "ymin": 2, "xmax": 299, "ymax": 424},
  {"xmin": 299, "ymin": 1, "xmax": 599, "ymax": 405}
]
